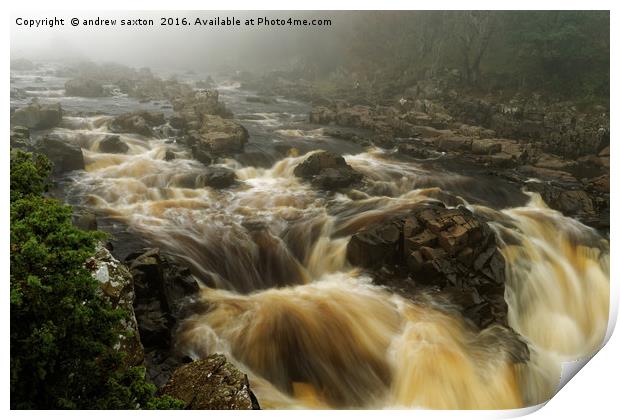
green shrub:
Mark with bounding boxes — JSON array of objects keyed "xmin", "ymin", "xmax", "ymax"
[{"xmin": 10, "ymin": 150, "xmax": 182, "ymax": 409}]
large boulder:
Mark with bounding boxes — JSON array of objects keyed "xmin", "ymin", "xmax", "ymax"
[
  {"xmin": 346, "ymin": 201, "xmax": 509, "ymax": 328},
  {"xmin": 86, "ymin": 244, "xmax": 144, "ymax": 366},
  {"xmin": 198, "ymin": 166, "xmax": 237, "ymax": 189},
  {"xmin": 110, "ymin": 111, "xmax": 165, "ymax": 137},
  {"xmin": 192, "ymin": 115, "xmax": 249, "ymax": 154},
  {"xmin": 125, "ymin": 248, "xmax": 200, "ymax": 387},
  {"xmin": 99, "ymin": 134, "xmax": 129, "ymax": 154},
  {"xmin": 64, "ymin": 78, "xmax": 105, "ymax": 97},
  {"xmin": 37, "ymin": 136, "xmax": 84, "ymax": 174},
  {"xmin": 160, "ymin": 354, "xmax": 260, "ymax": 410},
  {"xmin": 294, "ymin": 151, "xmax": 363, "ymax": 190},
  {"xmin": 11, "ymin": 102, "xmax": 62, "ymax": 130}
]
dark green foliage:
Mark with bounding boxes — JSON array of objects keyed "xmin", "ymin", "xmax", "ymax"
[
  {"xmin": 10, "ymin": 150, "xmax": 182, "ymax": 409},
  {"xmin": 10, "ymin": 149, "xmax": 52, "ymax": 202}
]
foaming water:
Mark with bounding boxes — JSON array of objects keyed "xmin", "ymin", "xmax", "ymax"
[
  {"xmin": 473, "ymin": 194, "xmax": 610, "ymax": 404},
  {"xmin": 177, "ymin": 274, "xmax": 528, "ymax": 409},
  {"xmin": 40, "ymin": 87, "xmax": 610, "ymax": 409}
]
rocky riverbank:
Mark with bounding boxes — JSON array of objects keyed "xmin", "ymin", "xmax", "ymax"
[{"xmin": 239, "ymin": 71, "xmax": 609, "ymax": 232}]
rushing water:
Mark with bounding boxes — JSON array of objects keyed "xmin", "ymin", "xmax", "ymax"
[{"xmin": 11, "ymin": 67, "xmax": 610, "ymax": 409}]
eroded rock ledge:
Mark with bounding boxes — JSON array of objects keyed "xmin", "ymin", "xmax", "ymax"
[
  {"xmin": 159, "ymin": 354, "xmax": 260, "ymax": 410},
  {"xmin": 346, "ymin": 201, "xmax": 508, "ymax": 329}
]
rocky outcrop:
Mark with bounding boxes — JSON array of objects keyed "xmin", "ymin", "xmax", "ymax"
[
  {"xmin": 198, "ymin": 166, "xmax": 237, "ymax": 189},
  {"xmin": 86, "ymin": 244, "xmax": 144, "ymax": 366},
  {"xmin": 189, "ymin": 115, "xmax": 249, "ymax": 155},
  {"xmin": 346, "ymin": 201, "xmax": 508, "ymax": 328},
  {"xmin": 64, "ymin": 78, "xmax": 105, "ymax": 97},
  {"xmin": 294, "ymin": 151, "xmax": 363, "ymax": 190},
  {"xmin": 99, "ymin": 135, "xmax": 130, "ymax": 153},
  {"xmin": 110, "ymin": 111, "xmax": 165, "ymax": 137},
  {"xmin": 11, "ymin": 102, "xmax": 62, "ymax": 130},
  {"xmin": 10, "ymin": 126, "xmax": 31, "ymax": 149},
  {"xmin": 125, "ymin": 248, "xmax": 200, "ymax": 387},
  {"xmin": 36, "ymin": 136, "xmax": 84, "ymax": 174},
  {"xmin": 160, "ymin": 354, "xmax": 260, "ymax": 410}
]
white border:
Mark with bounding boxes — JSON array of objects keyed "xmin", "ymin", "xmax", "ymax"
[{"xmin": 3, "ymin": 2, "xmax": 617, "ymax": 419}]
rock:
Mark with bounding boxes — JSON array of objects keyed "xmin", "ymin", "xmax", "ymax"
[
  {"xmin": 160, "ymin": 354, "xmax": 260, "ymax": 409},
  {"xmin": 99, "ymin": 135, "xmax": 129, "ymax": 153},
  {"xmin": 37, "ymin": 136, "xmax": 84, "ymax": 174},
  {"xmin": 527, "ymin": 183, "xmax": 595, "ymax": 218},
  {"xmin": 598, "ymin": 146, "xmax": 610, "ymax": 157},
  {"xmin": 111, "ymin": 111, "xmax": 165, "ymax": 136},
  {"xmin": 191, "ymin": 146, "xmax": 214, "ymax": 165},
  {"xmin": 198, "ymin": 166, "xmax": 237, "ymax": 189},
  {"xmin": 471, "ymin": 139, "xmax": 502, "ymax": 155},
  {"xmin": 10, "ymin": 126, "xmax": 31, "ymax": 149},
  {"xmin": 164, "ymin": 149, "xmax": 176, "ymax": 161},
  {"xmin": 346, "ymin": 201, "xmax": 508, "ymax": 328},
  {"xmin": 309, "ymin": 106, "xmax": 336, "ymax": 124},
  {"xmin": 294, "ymin": 151, "xmax": 363, "ymax": 190},
  {"xmin": 192, "ymin": 115, "xmax": 249, "ymax": 155},
  {"xmin": 86, "ymin": 243, "xmax": 144, "ymax": 366},
  {"xmin": 518, "ymin": 165, "xmax": 577, "ymax": 184},
  {"xmin": 398, "ymin": 143, "xmax": 432, "ymax": 159},
  {"xmin": 126, "ymin": 248, "xmax": 199, "ymax": 347},
  {"xmin": 126, "ymin": 248, "xmax": 200, "ymax": 387},
  {"xmin": 11, "ymin": 102, "xmax": 62, "ymax": 130},
  {"xmin": 125, "ymin": 248, "xmax": 200, "ymax": 386},
  {"xmin": 435, "ymin": 135, "xmax": 472, "ymax": 152},
  {"xmin": 64, "ymin": 78, "xmax": 105, "ymax": 97}
]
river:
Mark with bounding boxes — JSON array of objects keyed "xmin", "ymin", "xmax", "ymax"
[{"xmin": 10, "ymin": 64, "xmax": 610, "ymax": 409}]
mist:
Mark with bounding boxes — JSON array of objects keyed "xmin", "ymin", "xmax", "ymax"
[{"xmin": 11, "ymin": 10, "xmax": 349, "ymax": 73}]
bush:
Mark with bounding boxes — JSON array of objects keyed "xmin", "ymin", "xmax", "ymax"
[{"xmin": 10, "ymin": 150, "xmax": 182, "ymax": 409}]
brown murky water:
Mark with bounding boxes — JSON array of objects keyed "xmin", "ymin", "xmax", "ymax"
[{"xmin": 48, "ymin": 91, "xmax": 609, "ymax": 409}]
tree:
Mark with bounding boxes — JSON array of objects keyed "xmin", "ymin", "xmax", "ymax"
[{"xmin": 10, "ymin": 150, "xmax": 183, "ymax": 409}]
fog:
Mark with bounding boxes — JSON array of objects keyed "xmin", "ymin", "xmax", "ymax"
[{"xmin": 11, "ymin": 10, "xmax": 349, "ymax": 73}]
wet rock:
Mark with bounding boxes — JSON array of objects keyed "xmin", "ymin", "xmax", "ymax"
[
  {"xmin": 527, "ymin": 182, "xmax": 595, "ymax": 219},
  {"xmin": 86, "ymin": 243, "xmax": 144, "ymax": 366},
  {"xmin": 10, "ymin": 126, "xmax": 31, "ymax": 149},
  {"xmin": 37, "ymin": 136, "xmax": 84, "ymax": 174},
  {"xmin": 294, "ymin": 151, "xmax": 363, "ymax": 190},
  {"xmin": 309, "ymin": 106, "xmax": 336, "ymax": 124},
  {"xmin": 518, "ymin": 165, "xmax": 577, "ymax": 184},
  {"xmin": 125, "ymin": 248, "xmax": 200, "ymax": 386},
  {"xmin": 11, "ymin": 102, "xmax": 62, "ymax": 130},
  {"xmin": 111, "ymin": 111, "xmax": 165, "ymax": 136},
  {"xmin": 99, "ymin": 134, "xmax": 129, "ymax": 154},
  {"xmin": 346, "ymin": 201, "xmax": 508, "ymax": 328},
  {"xmin": 435, "ymin": 134, "xmax": 472, "ymax": 152},
  {"xmin": 191, "ymin": 115, "xmax": 249, "ymax": 155},
  {"xmin": 199, "ymin": 166, "xmax": 237, "ymax": 189},
  {"xmin": 471, "ymin": 139, "xmax": 502, "ymax": 155},
  {"xmin": 126, "ymin": 248, "xmax": 199, "ymax": 346},
  {"xmin": 160, "ymin": 354, "xmax": 260, "ymax": 409},
  {"xmin": 397, "ymin": 143, "xmax": 432, "ymax": 159},
  {"xmin": 65, "ymin": 78, "xmax": 105, "ymax": 97},
  {"xmin": 164, "ymin": 149, "xmax": 176, "ymax": 161},
  {"xmin": 191, "ymin": 146, "xmax": 214, "ymax": 165}
]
